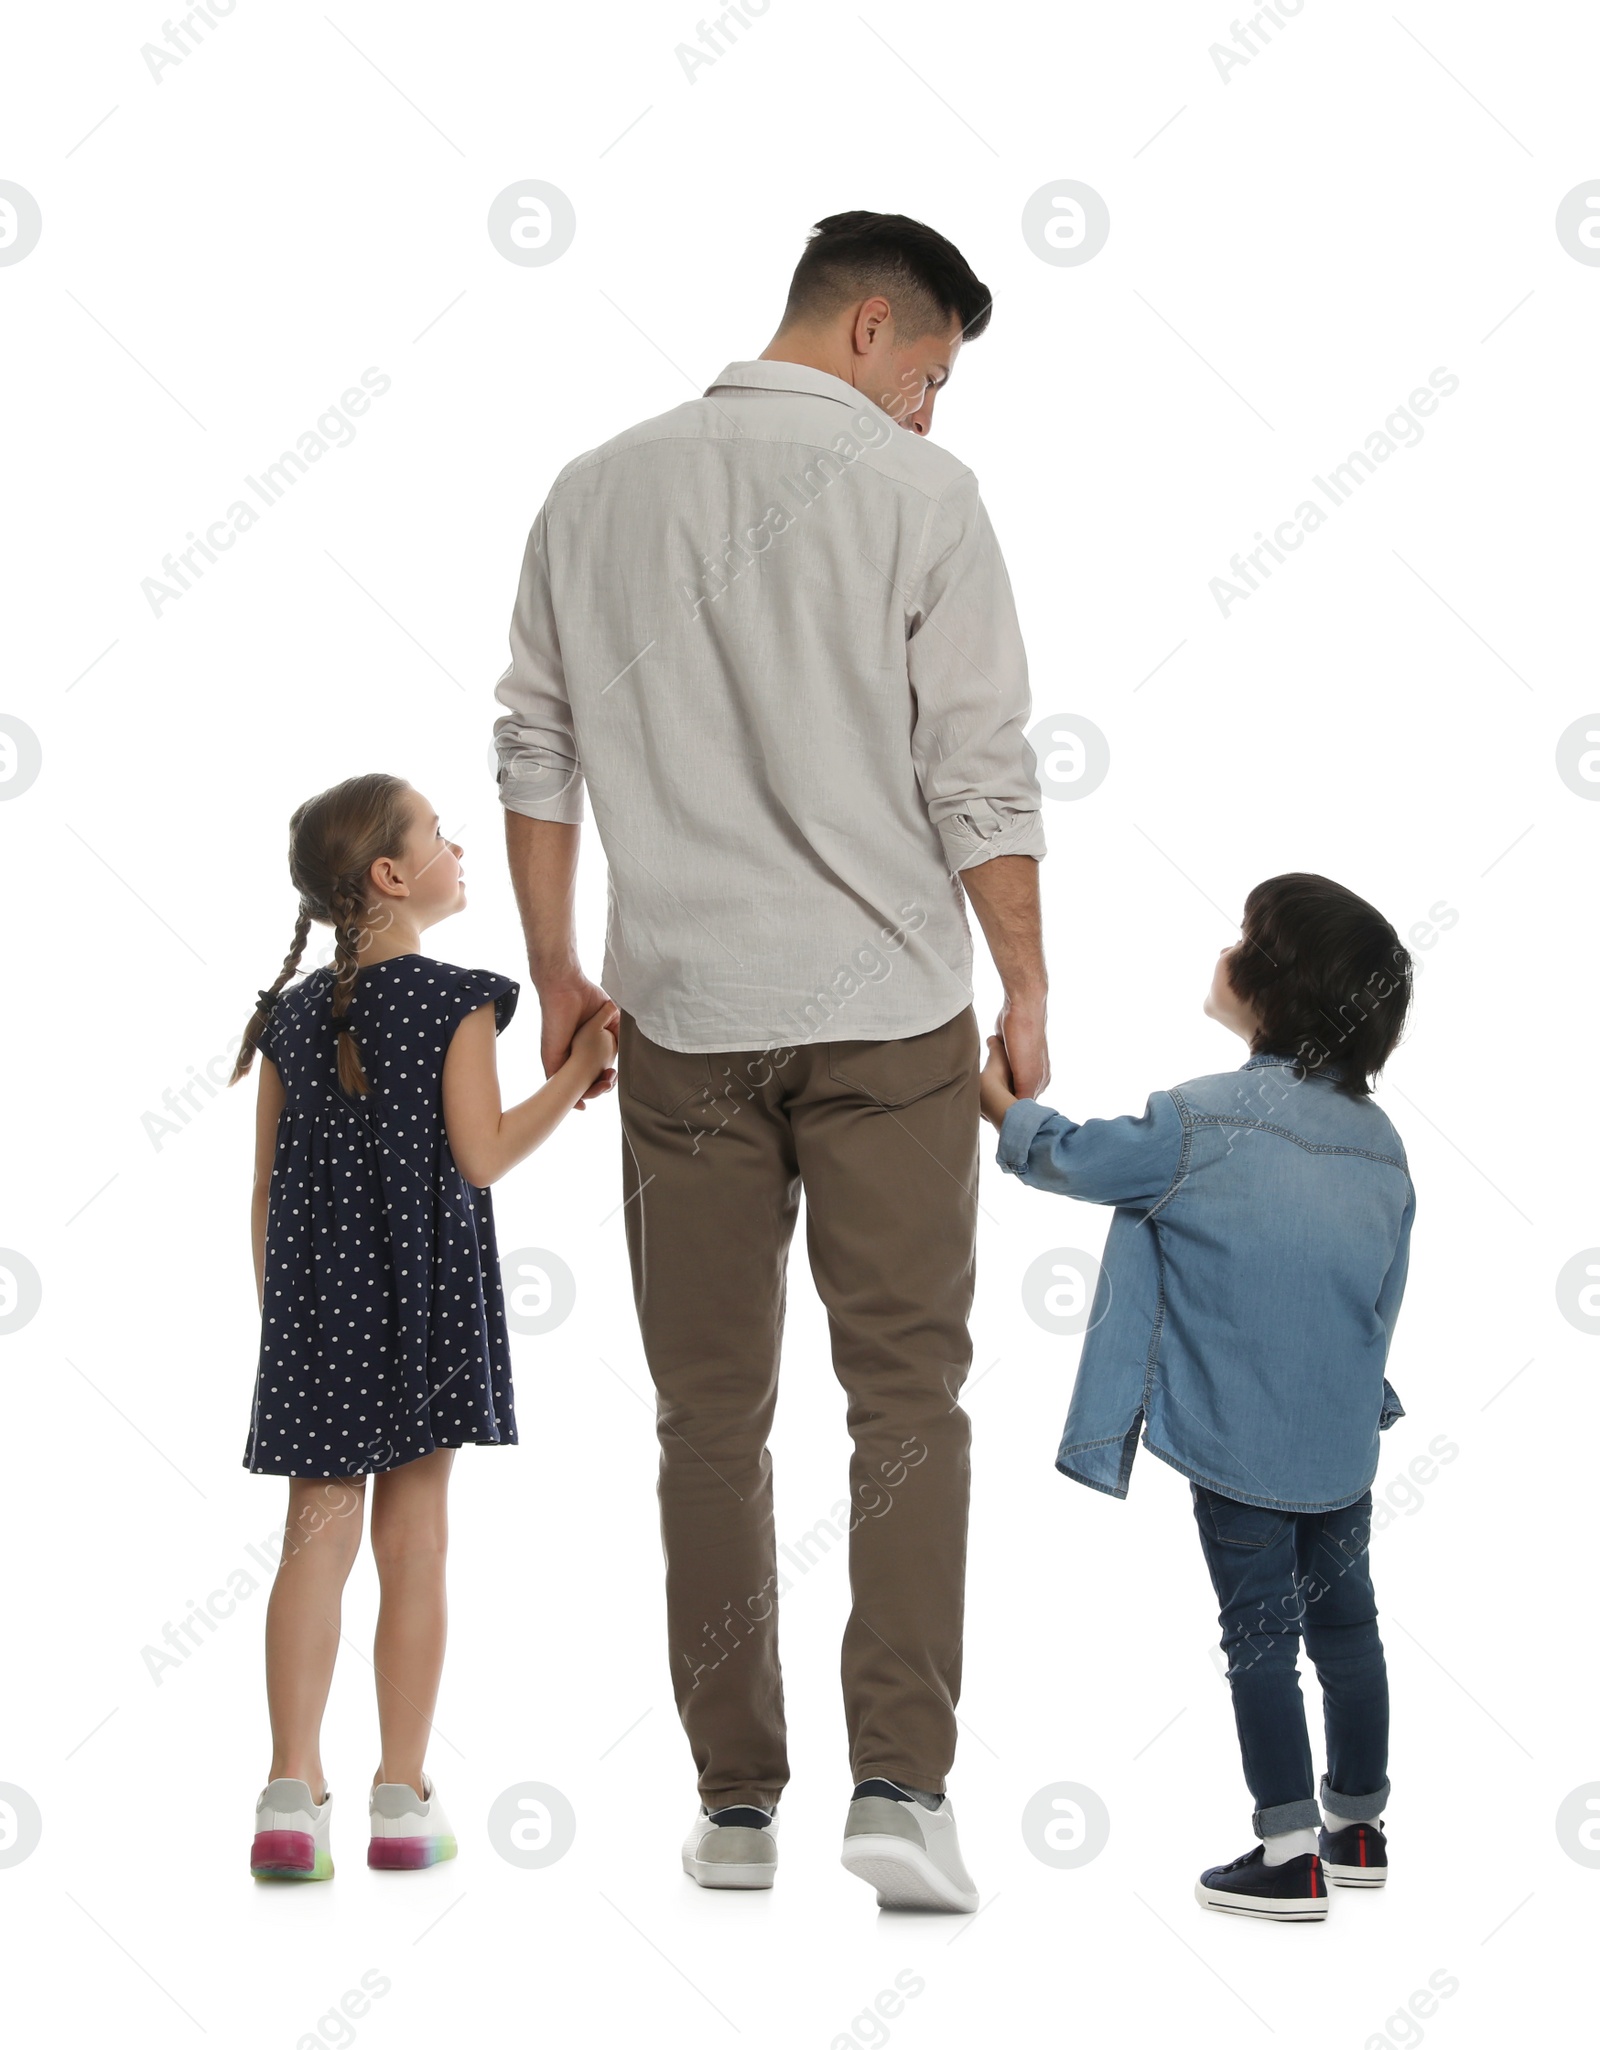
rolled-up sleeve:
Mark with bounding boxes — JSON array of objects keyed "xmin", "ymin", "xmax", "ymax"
[
  {"xmin": 492, "ymin": 500, "xmax": 587, "ymax": 823},
  {"xmin": 906, "ymin": 471, "xmax": 1046, "ymax": 875}
]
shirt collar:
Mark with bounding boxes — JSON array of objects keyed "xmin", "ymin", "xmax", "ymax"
[
  {"xmin": 1241, "ymin": 1050, "xmax": 1343, "ymax": 1080},
  {"xmin": 703, "ymin": 357, "xmax": 893, "ymax": 422}
]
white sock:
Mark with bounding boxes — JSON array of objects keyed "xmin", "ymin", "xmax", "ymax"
[
  {"xmin": 1323, "ymin": 1810, "xmax": 1379, "ymax": 1836},
  {"xmin": 1262, "ymin": 1826, "xmax": 1318, "ymax": 1865}
]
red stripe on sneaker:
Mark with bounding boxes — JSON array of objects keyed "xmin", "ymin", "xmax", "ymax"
[{"xmin": 1359, "ymin": 1831, "xmax": 1368, "ymax": 1868}]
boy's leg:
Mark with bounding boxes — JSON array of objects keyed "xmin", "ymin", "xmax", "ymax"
[
  {"xmin": 1191, "ymin": 1485, "xmax": 1320, "ymax": 1838},
  {"xmin": 1295, "ymin": 1491, "xmax": 1390, "ymax": 1825}
]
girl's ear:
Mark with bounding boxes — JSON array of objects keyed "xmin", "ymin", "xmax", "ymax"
[{"xmin": 367, "ymin": 854, "xmax": 409, "ymax": 901}]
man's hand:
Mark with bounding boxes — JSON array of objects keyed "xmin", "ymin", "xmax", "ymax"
[
  {"xmin": 979, "ymin": 1035, "xmax": 1019, "ymax": 1130},
  {"xmin": 504, "ymin": 814, "xmax": 615, "ymax": 1107},
  {"xmin": 996, "ymin": 991, "xmax": 1049, "ymax": 1103},
  {"xmin": 958, "ymin": 853, "xmax": 1050, "ymax": 1099},
  {"xmin": 538, "ymin": 975, "xmax": 616, "ymax": 1106}
]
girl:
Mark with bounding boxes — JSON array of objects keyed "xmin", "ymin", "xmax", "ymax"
[{"xmin": 231, "ymin": 772, "xmax": 617, "ymax": 1880}]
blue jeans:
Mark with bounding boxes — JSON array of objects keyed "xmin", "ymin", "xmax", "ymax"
[{"xmin": 1192, "ymin": 1485, "xmax": 1391, "ymax": 1837}]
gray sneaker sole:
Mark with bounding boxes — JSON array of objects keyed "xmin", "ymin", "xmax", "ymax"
[
  {"xmin": 840, "ymin": 1832, "xmax": 977, "ymax": 1913},
  {"xmin": 683, "ymin": 1827, "xmax": 777, "ymax": 1890}
]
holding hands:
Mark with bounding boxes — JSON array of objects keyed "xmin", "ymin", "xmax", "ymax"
[
  {"xmin": 539, "ymin": 974, "xmax": 619, "ymax": 1107},
  {"xmin": 571, "ymin": 999, "xmax": 620, "ymax": 1089},
  {"xmin": 980, "ymin": 1031, "xmax": 1022, "ymax": 1130}
]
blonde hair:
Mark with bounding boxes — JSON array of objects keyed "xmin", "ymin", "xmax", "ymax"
[{"xmin": 230, "ymin": 773, "xmax": 414, "ymax": 1096}]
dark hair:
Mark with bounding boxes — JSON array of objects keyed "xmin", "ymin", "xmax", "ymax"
[
  {"xmin": 1226, "ymin": 873, "xmax": 1412, "ymax": 1099},
  {"xmin": 781, "ymin": 210, "xmax": 993, "ymax": 346},
  {"xmin": 229, "ymin": 772, "xmax": 415, "ymax": 1097}
]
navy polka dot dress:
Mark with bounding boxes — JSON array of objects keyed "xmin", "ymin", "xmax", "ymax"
[{"xmin": 244, "ymin": 954, "xmax": 520, "ymax": 1478}]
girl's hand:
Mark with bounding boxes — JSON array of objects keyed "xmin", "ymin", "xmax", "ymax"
[
  {"xmin": 538, "ymin": 974, "xmax": 617, "ymax": 1106},
  {"xmin": 979, "ymin": 1033, "xmax": 1020, "ymax": 1129},
  {"xmin": 572, "ymin": 1002, "xmax": 620, "ymax": 1084}
]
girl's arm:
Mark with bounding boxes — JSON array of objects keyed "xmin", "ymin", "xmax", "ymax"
[
  {"xmin": 443, "ymin": 1000, "xmax": 618, "ymax": 1188},
  {"xmin": 251, "ymin": 1057, "xmax": 286, "ymax": 1307}
]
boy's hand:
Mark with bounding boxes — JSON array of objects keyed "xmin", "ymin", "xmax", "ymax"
[
  {"xmin": 979, "ymin": 1034, "xmax": 1020, "ymax": 1130},
  {"xmin": 572, "ymin": 1002, "xmax": 620, "ymax": 1087}
]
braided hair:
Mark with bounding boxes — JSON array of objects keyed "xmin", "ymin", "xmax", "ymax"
[{"xmin": 229, "ymin": 772, "xmax": 414, "ymax": 1097}]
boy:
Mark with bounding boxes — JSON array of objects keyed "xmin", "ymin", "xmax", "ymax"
[{"xmin": 981, "ymin": 874, "xmax": 1415, "ymax": 1920}]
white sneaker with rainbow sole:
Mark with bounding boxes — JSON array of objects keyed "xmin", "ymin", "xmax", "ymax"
[
  {"xmin": 251, "ymin": 1779, "xmax": 333, "ymax": 1881},
  {"xmin": 367, "ymin": 1773, "xmax": 458, "ymax": 1870}
]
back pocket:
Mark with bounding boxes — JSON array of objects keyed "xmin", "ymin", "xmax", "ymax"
[
  {"xmin": 827, "ymin": 1008, "xmax": 977, "ymax": 1109},
  {"xmin": 1196, "ymin": 1488, "xmax": 1288, "ymax": 1550},
  {"xmin": 622, "ymin": 1016, "xmax": 715, "ymax": 1117}
]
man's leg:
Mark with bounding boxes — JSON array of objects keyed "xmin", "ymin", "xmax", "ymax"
[
  {"xmin": 617, "ymin": 1015, "xmax": 800, "ymax": 1812},
  {"xmin": 788, "ymin": 1007, "xmax": 980, "ymax": 1795}
]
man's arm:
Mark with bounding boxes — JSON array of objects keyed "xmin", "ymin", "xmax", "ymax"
[
  {"xmin": 905, "ymin": 471, "xmax": 1050, "ymax": 1095},
  {"xmin": 960, "ymin": 854, "xmax": 1048, "ymax": 1099},
  {"xmin": 495, "ymin": 498, "xmax": 613, "ymax": 1101},
  {"xmin": 504, "ymin": 813, "xmax": 614, "ymax": 1102}
]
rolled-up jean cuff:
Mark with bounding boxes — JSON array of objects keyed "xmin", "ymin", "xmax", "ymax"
[
  {"xmin": 1253, "ymin": 1798, "xmax": 1322, "ymax": 1838},
  {"xmin": 1320, "ymin": 1774, "xmax": 1389, "ymax": 1824}
]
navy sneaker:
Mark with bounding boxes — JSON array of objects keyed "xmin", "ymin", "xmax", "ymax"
[
  {"xmin": 1195, "ymin": 1845, "xmax": 1328, "ymax": 1921},
  {"xmin": 1319, "ymin": 1820, "xmax": 1387, "ymax": 1888}
]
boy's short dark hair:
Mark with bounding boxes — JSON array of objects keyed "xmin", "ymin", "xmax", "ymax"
[
  {"xmin": 1229, "ymin": 873, "xmax": 1412, "ymax": 1098},
  {"xmin": 781, "ymin": 211, "xmax": 993, "ymax": 345}
]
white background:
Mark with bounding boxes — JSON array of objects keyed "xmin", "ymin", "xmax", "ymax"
[{"xmin": 3, "ymin": 1, "xmax": 1596, "ymax": 2043}]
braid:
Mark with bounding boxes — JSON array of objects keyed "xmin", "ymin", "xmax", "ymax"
[
  {"xmin": 229, "ymin": 908, "xmax": 312, "ymax": 1085},
  {"xmin": 328, "ymin": 879, "xmax": 373, "ymax": 1097},
  {"xmin": 241, "ymin": 771, "xmax": 412, "ymax": 1100}
]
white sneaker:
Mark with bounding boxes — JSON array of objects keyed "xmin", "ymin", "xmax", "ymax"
[
  {"xmin": 840, "ymin": 1779, "xmax": 978, "ymax": 1912},
  {"xmin": 681, "ymin": 1803, "xmax": 779, "ymax": 1889},
  {"xmin": 251, "ymin": 1778, "xmax": 333, "ymax": 1881},
  {"xmin": 368, "ymin": 1772, "xmax": 458, "ymax": 1870}
]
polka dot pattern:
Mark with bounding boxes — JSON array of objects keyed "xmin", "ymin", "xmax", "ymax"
[{"xmin": 243, "ymin": 954, "xmax": 521, "ymax": 1479}]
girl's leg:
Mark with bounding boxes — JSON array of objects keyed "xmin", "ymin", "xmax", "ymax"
[
  {"xmin": 369, "ymin": 1448, "xmax": 455, "ymax": 1797},
  {"xmin": 265, "ymin": 1476, "xmax": 369, "ymax": 1800}
]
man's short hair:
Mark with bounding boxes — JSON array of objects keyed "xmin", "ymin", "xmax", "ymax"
[{"xmin": 781, "ymin": 210, "xmax": 993, "ymax": 344}]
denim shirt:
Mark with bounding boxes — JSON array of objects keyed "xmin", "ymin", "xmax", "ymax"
[{"xmin": 996, "ymin": 1053, "xmax": 1415, "ymax": 1513}]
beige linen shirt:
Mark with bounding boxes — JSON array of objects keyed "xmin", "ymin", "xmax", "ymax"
[{"xmin": 493, "ymin": 357, "xmax": 1045, "ymax": 1053}]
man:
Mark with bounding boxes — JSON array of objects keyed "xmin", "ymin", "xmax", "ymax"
[{"xmin": 493, "ymin": 210, "xmax": 1048, "ymax": 1911}]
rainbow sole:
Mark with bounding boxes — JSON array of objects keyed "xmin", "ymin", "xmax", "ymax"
[
  {"xmin": 368, "ymin": 1834, "xmax": 458, "ymax": 1871},
  {"xmin": 251, "ymin": 1828, "xmax": 333, "ymax": 1881}
]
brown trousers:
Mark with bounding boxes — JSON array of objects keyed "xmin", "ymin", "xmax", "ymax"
[{"xmin": 618, "ymin": 1004, "xmax": 981, "ymax": 1811}]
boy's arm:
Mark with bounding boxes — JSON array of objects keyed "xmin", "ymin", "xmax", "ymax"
[
  {"xmin": 1376, "ymin": 1180, "xmax": 1416, "ymax": 1427},
  {"xmin": 996, "ymin": 1087, "xmax": 1186, "ymax": 1209}
]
